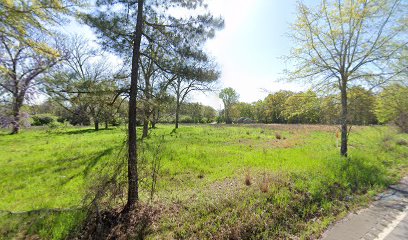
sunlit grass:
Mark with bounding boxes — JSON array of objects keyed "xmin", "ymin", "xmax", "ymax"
[{"xmin": 0, "ymin": 124, "xmax": 407, "ymax": 239}]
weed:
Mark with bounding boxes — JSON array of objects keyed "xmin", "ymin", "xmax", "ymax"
[
  {"xmin": 245, "ymin": 170, "xmax": 252, "ymax": 186},
  {"xmin": 396, "ymin": 139, "xmax": 408, "ymax": 146},
  {"xmin": 260, "ymin": 173, "xmax": 270, "ymax": 193}
]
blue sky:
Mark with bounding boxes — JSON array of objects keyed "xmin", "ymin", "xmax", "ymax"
[
  {"xmin": 63, "ymin": 0, "xmax": 317, "ymax": 109},
  {"xmin": 195, "ymin": 0, "xmax": 316, "ymax": 109}
]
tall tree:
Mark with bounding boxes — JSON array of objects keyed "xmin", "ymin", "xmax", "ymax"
[
  {"xmin": 264, "ymin": 90, "xmax": 294, "ymax": 123},
  {"xmin": 170, "ymin": 61, "xmax": 219, "ymax": 129},
  {"xmin": 285, "ymin": 0, "xmax": 407, "ymax": 156},
  {"xmin": 44, "ymin": 35, "xmax": 120, "ymax": 131},
  {"xmin": 348, "ymin": 86, "xmax": 377, "ymax": 125},
  {"xmin": 219, "ymin": 87, "xmax": 239, "ymax": 124},
  {"xmin": 84, "ymin": 0, "xmax": 223, "ymax": 209},
  {"xmin": 0, "ymin": 35, "xmax": 62, "ymax": 134},
  {"xmin": 0, "ymin": 0, "xmax": 79, "ymax": 58},
  {"xmin": 0, "ymin": 0, "xmax": 80, "ymax": 134},
  {"xmin": 283, "ymin": 90, "xmax": 321, "ymax": 124},
  {"xmin": 376, "ymin": 84, "xmax": 408, "ymax": 132}
]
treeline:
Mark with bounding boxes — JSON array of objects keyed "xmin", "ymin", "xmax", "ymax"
[
  {"xmin": 220, "ymin": 85, "xmax": 408, "ymax": 130},
  {"xmin": 22, "ymin": 99, "xmax": 218, "ymax": 128}
]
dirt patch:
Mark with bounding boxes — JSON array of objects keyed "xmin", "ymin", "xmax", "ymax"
[{"xmin": 75, "ymin": 204, "xmax": 161, "ymax": 240}]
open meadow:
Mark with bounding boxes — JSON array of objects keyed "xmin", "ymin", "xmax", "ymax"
[{"xmin": 1, "ymin": 124, "xmax": 407, "ymax": 239}]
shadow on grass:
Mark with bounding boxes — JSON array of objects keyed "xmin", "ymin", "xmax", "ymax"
[
  {"xmin": 0, "ymin": 208, "xmax": 86, "ymax": 239},
  {"xmin": 1, "ymin": 146, "xmax": 121, "ymax": 239},
  {"xmin": 56, "ymin": 147, "xmax": 117, "ymax": 186},
  {"xmin": 326, "ymin": 155, "xmax": 391, "ymax": 195},
  {"xmin": 83, "ymin": 147, "xmax": 115, "ymax": 176},
  {"xmin": 61, "ymin": 128, "xmax": 115, "ymax": 135}
]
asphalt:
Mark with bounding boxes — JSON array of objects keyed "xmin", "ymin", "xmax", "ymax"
[{"xmin": 321, "ymin": 177, "xmax": 408, "ymax": 240}]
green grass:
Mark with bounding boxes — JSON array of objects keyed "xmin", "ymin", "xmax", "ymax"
[{"xmin": 0, "ymin": 124, "xmax": 407, "ymax": 239}]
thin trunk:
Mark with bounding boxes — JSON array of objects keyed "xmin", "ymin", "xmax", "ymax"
[
  {"xmin": 175, "ymin": 80, "xmax": 181, "ymax": 129},
  {"xmin": 142, "ymin": 63, "xmax": 152, "ymax": 138},
  {"xmin": 142, "ymin": 118, "xmax": 149, "ymax": 138},
  {"xmin": 340, "ymin": 81, "xmax": 348, "ymax": 157},
  {"xmin": 125, "ymin": 0, "xmax": 144, "ymax": 211},
  {"xmin": 151, "ymin": 109, "xmax": 157, "ymax": 128},
  {"xmin": 175, "ymin": 100, "xmax": 180, "ymax": 129},
  {"xmin": 94, "ymin": 119, "xmax": 99, "ymax": 131},
  {"xmin": 105, "ymin": 120, "xmax": 108, "ymax": 129}
]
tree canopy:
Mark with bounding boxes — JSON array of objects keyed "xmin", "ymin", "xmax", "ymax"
[{"xmin": 285, "ymin": 0, "xmax": 407, "ymax": 156}]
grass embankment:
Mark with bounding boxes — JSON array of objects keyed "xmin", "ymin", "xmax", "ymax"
[{"xmin": 0, "ymin": 125, "xmax": 407, "ymax": 239}]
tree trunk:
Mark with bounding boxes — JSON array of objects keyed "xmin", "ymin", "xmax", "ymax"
[
  {"xmin": 340, "ymin": 83, "xmax": 348, "ymax": 157},
  {"xmin": 105, "ymin": 120, "xmax": 108, "ymax": 129},
  {"xmin": 94, "ymin": 119, "xmax": 99, "ymax": 131},
  {"xmin": 11, "ymin": 97, "xmax": 23, "ymax": 134},
  {"xmin": 142, "ymin": 118, "xmax": 149, "ymax": 138},
  {"xmin": 142, "ymin": 62, "xmax": 152, "ymax": 138},
  {"xmin": 225, "ymin": 109, "xmax": 232, "ymax": 124},
  {"xmin": 125, "ymin": 0, "xmax": 144, "ymax": 211},
  {"xmin": 175, "ymin": 100, "xmax": 180, "ymax": 129},
  {"xmin": 151, "ymin": 109, "xmax": 157, "ymax": 128}
]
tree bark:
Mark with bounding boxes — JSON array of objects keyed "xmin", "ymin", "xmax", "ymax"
[
  {"xmin": 125, "ymin": 0, "xmax": 144, "ymax": 211},
  {"xmin": 175, "ymin": 99, "xmax": 180, "ymax": 129},
  {"xmin": 142, "ymin": 118, "xmax": 149, "ymax": 138},
  {"xmin": 340, "ymin": 82, "xmax": 348, "ymax": 157},
  {"xmin": 105, "ymin": 120, "xmax": 108, "ymax": 129},
  {"xmin": 175, "ymin": 80, "xmax": 181, "ymax": 129},
  {"xmin": 151, "ymin": 109, "xmax": 157, "ymax": 128},
  {"xmin": 142, "ymin": 61, "xmax": 152, "ymax": 138},
  {"xmin": 225, "ymin": 109, "xmax": 232, "ymax": 124},
  {"xmin": 11, "ymin": 96, "xmax": 23, "ymax": 134},
  {"xmin": 94, "ymin": 119, "xmax": 99, "ymax": 131}
]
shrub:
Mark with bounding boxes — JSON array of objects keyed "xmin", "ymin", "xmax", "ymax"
[
  {"xmin": 395, "ymin": 112, "xmax": 408, "ymax": 133},
  {"xmin": 396, "ymin": 139, "xmax": 408, "ymax": 146},
  {"xmin": 57, "ymin": 117, "xmax": 66, "ymax": 123},
  {"xmin": 31, "ymin": 114, "xmax": 55, "ymax": 126},
  {"xmin": 260, "ymin": 174, "xmax": 270, "ymax": 193},
  {"xmin": 244, "ymin": 170, "xmax": 252, "ymax": 186},
  {"xmin": 110, "ymin": 117, "xmax": 124, "ymax": 126},
  {"xmin": 180, "ymin": 116, "xmax": 193, "ymax": 123}
]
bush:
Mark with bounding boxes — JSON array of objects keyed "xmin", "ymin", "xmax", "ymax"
[
  {"xmin": 110, "ymin": 117, "xmax": 124, "ymax": 126},
  {"xmin": 158, "ymin": 115, "xmax": 174, "ymax": 124},
  {"xmin": 395, "ymin": 112, "xmax": 408, "ymax": 133},
  {"xmin": 57, "ymin": 117, "xmax": 66, "ymax": 123},
  {"xmin": 200, "ymin": 118, "xmax": 208, "ymax": 124},
  {"xmin": 180, "ymin": 116, "xmax": 193, "ymax": 123},
  {"xmin": 31, "ymin": 114, "xmax": 55, "ymax": 126}
]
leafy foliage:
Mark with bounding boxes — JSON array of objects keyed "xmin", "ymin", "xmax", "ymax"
[{"xmin": 376, "ymin": 84, "xmax": 408, "ymax": 132}]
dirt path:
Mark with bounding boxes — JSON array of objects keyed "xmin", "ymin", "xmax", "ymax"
[{"xmin": 321, "ymin": 177, "xmax": 408, "ymax": 240}]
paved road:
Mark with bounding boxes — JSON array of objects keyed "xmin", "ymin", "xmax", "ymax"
[{"xmin": 322, "ymin": 177, "xmax": 408, "ymax": 240}]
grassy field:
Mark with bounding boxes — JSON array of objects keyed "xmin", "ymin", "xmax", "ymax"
[{"xmin": 0, "ymin": 124, "xmax": 407, "ymax": 239}]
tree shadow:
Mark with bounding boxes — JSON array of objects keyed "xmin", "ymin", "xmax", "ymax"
[
  {"xmin": 60, "ymin": 128, "xmax": 115, "ymax": 135},
  {"xmin": 56, "ymin": 147, "xmax": 116, "ymax": 186},
  {"xmin": 328, "ymin": 155, "xmax": 391, "ymax": 194},
  {"xmin": 0, "ymin": 208, "xmax": 86, "ymax": 239},
  {"xmin": 83, "ymin": 147, "xmax": 114, "ymax": 176}
]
